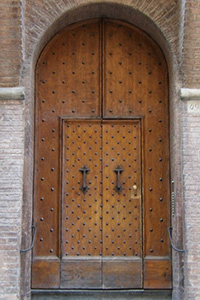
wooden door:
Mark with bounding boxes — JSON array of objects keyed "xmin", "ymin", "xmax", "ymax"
[
  {"xmin": 61, "ymin": 120, "xmax": 102, "ymax": 288},
  {"xmin": 102, "ymin": 120, "xmax": 142, "ymax": 288},
  {"xmin": 60, "ymin": 119, "xmax": 142, "ymax": 288},
  {"xmin": 32, "ymin": 19, "xmax": 171, "ymax": 290}
]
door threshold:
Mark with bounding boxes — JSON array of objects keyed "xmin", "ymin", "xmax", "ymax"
[{"xmin": 32, "ymin": 289, "xmax": 172, "ymax": 300}]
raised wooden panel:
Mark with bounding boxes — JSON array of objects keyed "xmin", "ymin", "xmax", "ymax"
[
  {"xmin": 32, "ymin": 259, "xmax": 59, "ymax": 288},
  {"xmin": 61, "ymin": 258, "xmax": 101, "ymax": 288},
  {"xmin": 144, "ymin": 258, "xmax": 172, "ymax": 289},
  {"xmin": 103, "ymin": 258, "xmax": 142, "ymax": 288}
]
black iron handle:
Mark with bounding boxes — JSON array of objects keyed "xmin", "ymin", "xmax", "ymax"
[
  {"xmin": 79, "ymin": 165, "xmax": 90, "ymax": 194},
  {"xmin": 20, "ymin": 225, "xmax": 37, "ymax": 253},
  {"xmin": 113, "ymin": 165, "xmax": 124, "ymax": 194},
  {"xmin": 168, "ymin": 226, "xmax": 184, "ymax": 253}
]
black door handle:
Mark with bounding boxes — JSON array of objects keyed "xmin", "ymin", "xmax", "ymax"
[
  {"xmin": 79, "ymin": 165, "xmax": 90, "ymax": 194},
  {"xmin": 113, "ymin": 165, "xmax": 124, "ymax": 194}
]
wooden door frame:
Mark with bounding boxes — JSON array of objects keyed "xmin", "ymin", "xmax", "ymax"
[{"xmin": 20, "ymin": 3, "xmax": 184, "ymax": 299}]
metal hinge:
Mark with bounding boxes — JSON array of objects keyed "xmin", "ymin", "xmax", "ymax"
[
  {"xmin": 171, "ymin": 180, "xmax": 175, "ymax": 217},
  {"xmin": 168, "ymin": 180, "xmax": 184, "ymax": 253}
]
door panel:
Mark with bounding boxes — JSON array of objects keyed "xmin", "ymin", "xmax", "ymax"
[
  {"xmin": 103, "ymin": 20, "xmax": 171, "ymax": 288},
  {"xmin": 102, "ymin": 120, "xmax": 141, "ymax": 257},
  {"xmin": 102, "ymin": 120, "xmax": 142, "ymax": 288},
  {"xmin": 33, "ymin": 19, "xmax": 171, "ymax": 290},
  {"xmin": 61, "ymin": 120, "xmax": 102, "ymax": 288},
  {"xmin": 103, "ymin": 258, "xmax": 142, "ymax": 289},
  {"xmin": 32, "ymin": 19, "xmax": 101, "ymax": 288},
  {"xmin": 61, "ymin": 258, "xmax": 102, "ymax": 288},
  {"xmin": 62, "ymin": 120, "xmax": 102, "ymax": 257},
  {"xmin": 103, "ymin": 19, "xmax": 168, "ymax": 118}
]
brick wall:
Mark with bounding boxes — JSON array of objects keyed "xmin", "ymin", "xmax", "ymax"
[
  {"xmin": 182, "ymin": 1, "xmax": 200, "ymax": 299},
  {"xmin": 183, "ymin": 0, "xmax": 200, "ymax": 87},
  {"xmin": 182, "ymin": 102, "xmax": 200, "ymax": 300},
  {"xmin": 0, "ymin": 0, "xmax": 22, "ymax": 86},
  {"xmin": 0, "ymin": 100, "xmax": 24, "ymax": 300}
]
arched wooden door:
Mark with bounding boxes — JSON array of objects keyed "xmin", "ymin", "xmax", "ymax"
[{"xmin": 32, "ymin": 19, "xmax": 171, "ymax": 290}]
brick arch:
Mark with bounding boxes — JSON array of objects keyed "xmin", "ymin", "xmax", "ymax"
[
  {"xmin": 29, "ymin": 2, "xmax": 177, "ymax": 74},
  {"xmin": 21, "ymin": 2, "xmax": 184, "ymax": 299}
]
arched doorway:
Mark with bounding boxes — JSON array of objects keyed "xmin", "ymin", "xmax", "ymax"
[{"xmin": 32, "ymin": 19, "xmax": 171, "ymax": 290}]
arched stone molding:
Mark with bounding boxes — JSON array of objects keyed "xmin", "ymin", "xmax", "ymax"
[{"xmin": 20, "ymin": 2, "xmax": 184, "ymax": 300}]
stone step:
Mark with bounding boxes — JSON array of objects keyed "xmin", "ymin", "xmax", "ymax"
[{"xmin": 32, "ymin": 290, "xmax": 172, "ymax": 300}]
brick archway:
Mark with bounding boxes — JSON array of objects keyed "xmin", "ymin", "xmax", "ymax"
[{"xmin": 20, "ymin": 2, "xmax": 184, "ymax": 299}]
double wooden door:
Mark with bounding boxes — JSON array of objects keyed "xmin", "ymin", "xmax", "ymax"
[
  {"xmin": 60, "ymin": 119, "xmax": 142, "ymax": 288},
  {"xmin": 32, "ymin": 19, "xmax": 171, "ymax": 289}
]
